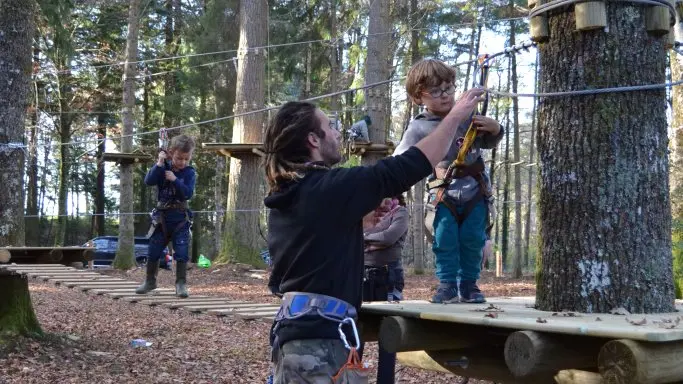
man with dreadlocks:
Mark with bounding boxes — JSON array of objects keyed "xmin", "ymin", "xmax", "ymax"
[{"xmin": 263, "ymin": 88, "xmax": 485, "ymax": 383}]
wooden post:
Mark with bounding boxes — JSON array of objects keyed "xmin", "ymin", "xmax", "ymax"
[
  {"xmin": 554, "ymin": 369, "xmax": 603, "ymax": 384},
  {"xmin": 666, "ymin": 27, "xmax": 675, "ymax": 49},
  {"xmin": 646, "ymin": 1, "xmax": 673, "ymax": 36},
  {"xmin": 575, "ymin": 2, "xmax": 607, "ymax": 31},
  {"xmin": 397, "ymin": 348, "xmax": 555, "ymax": 383},
  {"xmin": 530, "ymin": 16, "xmax": 549, "ymax": 43},
  {"xmin": 379, "ymin": 316, "xmax": 496, "ymax": 353},
  {"xmin": 504, "ymin": 330, "xmax": 603, "ymax": 378},
  {"xmin": 598, "ymin": 339, "xmax": 683, "ymax": 384}
]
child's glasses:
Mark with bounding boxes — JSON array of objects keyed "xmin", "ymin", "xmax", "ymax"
[{"xmin": 424, "ymin": 84, "xmax": 456, "ymax": 98}]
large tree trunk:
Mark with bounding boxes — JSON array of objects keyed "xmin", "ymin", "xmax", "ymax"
[
  {"xmin": 222, "ymin": 0, "xmax": 267, "ymax": 264},
  {"xmin": 26, "ymin": 41, "xmax": 41, "ymax": 246},
  {"xmin": 0, "ymin": 0, "xmax": 41, "ymax": 338},
  {"xmin": 362, "ymin": 0, "xmax": 392, "ymax": 166},
  {"xmin": 114, "ymin": 0, "xmax": 142, "ymax": 270},
  {"xmin": 535, "ymin": 8, "xmax": 674, "ymax": 313},
  {"xmin": 672, "ymin": 8, "xmax": 683, "ymax": 298}
]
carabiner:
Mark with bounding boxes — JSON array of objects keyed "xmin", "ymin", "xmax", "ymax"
[{"xmin": 337, "ymin": 317, "xmax": 361, "ymax": 350}]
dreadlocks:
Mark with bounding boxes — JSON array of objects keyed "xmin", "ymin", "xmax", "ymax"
[{"xmin": 263, "ymin": 101, "xmax": 327, "ymax": 193}]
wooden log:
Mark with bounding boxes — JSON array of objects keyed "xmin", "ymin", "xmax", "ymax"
[
  {"xmin": 40, "ymin": 248, "xmax": 63, "ymax": 263},
  {"xmin": 646, "ymin": 3, "xmax": 673, "ymax": 37},
  {"xmin": 504, "ymin": 330, "xmax": 602, "ymax": 377},
  {"xmin": 358, "ymin": 313, "xmax": 382, "ymax": 343},
  {"xmin": 575, "ymin": 2, "xmax": 607, "ymax": 31},
  {"xmin": 397, "ymin": 348, "xmax": 555, "ymax": 384},
  {"xmin": 530, "ymin": 16, "xmax": 549, "ymax": 43},
  {"xmin": 554, "ymin": 369, "xmax": 603, "ymax": 384},
  {"xmin": 0, "ymin": 249, "xmax": 10, "ymax": 263},
  {"xmin": 379, "ymin": 316, "xmax": 492, "ymax": 353},
  {"xmin": 598, "ymin": 339, "xmax": 683, "ymax": 384},
  {"xmin": 82, "ymin": 249, "xmax": 95, "ymax": 261}
]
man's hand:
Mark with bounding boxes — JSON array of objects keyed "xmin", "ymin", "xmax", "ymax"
[
  {"xmin": 157, "ymin": 151, "xmax": 167, "ymax": 167},
  {"xmin": 165, "ymin": 171, "xmax": 177, "ymax": 182},
  {"xmin": 472, "ymin": 115, "xmax": 500, "ymax": 136}
]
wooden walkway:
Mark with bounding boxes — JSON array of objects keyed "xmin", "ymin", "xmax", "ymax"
[{"xmin": 0, "ymin": 263, "xmax": 280, "ymax": 322}]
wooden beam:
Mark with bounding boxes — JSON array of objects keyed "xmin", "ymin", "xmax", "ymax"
[
  {"xmin": 575, "ymin": 2, "xmax": 607, "ymax": 31},
  {"xmin": 102, "ymin": 152, "xmax": 153, "ymax": 164},
  {"xmin": 379, "ymin": 316, "xmax": 495, "ymax": 353},
  {"xmin": 503, "ymin": 330, "xmax": 602, "ymax": 378},
  {"xmin": 554, "ymin": 369, "xmax": 603, "ymax": 384},
  {"xmin": 598, "ymin": 339, "xmax": 683, "ymax": 384},
  {"xmin": 202, "ymin": 143, "xmax": 265, "ymax": 158},
  {"xmin": 348, "ymin": 142, "xmax": 395, "ymax": 156},
  {"xmin": 397, "ymin": 348, "xmax": 555, "ymax": 383}
]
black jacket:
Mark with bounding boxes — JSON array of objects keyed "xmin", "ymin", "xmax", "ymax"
[{"xmin": 265, "ymin": 146, "xmax": 432, "ymax": 345}]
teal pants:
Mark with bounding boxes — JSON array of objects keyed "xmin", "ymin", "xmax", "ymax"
[{"xmin": 432, "ymin": 200, "xmax": 487, "ymax": 283}]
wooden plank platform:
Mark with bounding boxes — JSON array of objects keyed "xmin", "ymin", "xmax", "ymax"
[
  {"xmin": 1, "ymin": 246, "xmax": 94, "ymax": 264},
  {"xmin": 102, "ymin": 152, "xmax": 153, "ymax": 164},
  {"xmin": 361, "ymin": 297, "xmax": 683, "ymax": 342},
  {"xmin": 202, "ymin": 143, "xmax": 265, "ymax": 158},
  {"xmin": 0, "ymin": 263, "xmax": 279, "ymax": 323}
]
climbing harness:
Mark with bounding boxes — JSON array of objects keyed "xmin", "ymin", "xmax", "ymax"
[
  {"xmin": 424, "ymin": 54, "xmax": 494, "ymax": 239},
  {"xmin": 145, "ymin": 127, "xmax": 192, "ymax": 264},
  {"xmin": 269, "ymin": 292, "xmax": 367, "ymax": 382}
]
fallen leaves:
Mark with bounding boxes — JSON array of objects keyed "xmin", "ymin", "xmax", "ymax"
[{"xmin": 473, "ymin": 304, "xmax": 504, "ymax": 313}]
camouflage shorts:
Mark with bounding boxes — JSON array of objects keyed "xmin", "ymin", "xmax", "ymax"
[{"xmin": 272, "ymin": 339, "xmax": 351, "ymax": 384}]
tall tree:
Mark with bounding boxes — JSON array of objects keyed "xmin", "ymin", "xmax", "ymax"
[
  {"xmin": 362, "ymin": 0, "xmax": 392, "ymax": 166},
  {"xmin": 670, "ymin": 12, "xmax": 683, "ymax": 297},
  {"xmin": 113, "ymin": 0, "xmax": 142, "ymax": 269},
  {"xmin": 26, "ymin": 40, "xmax": 42, "ymax": 245},
  {"xmin": 535, "ymin": 7, "xmax": 674, "ymax": 313},
  {"xmin": 0, "ymin": 0, "xmax": 42, "ymax": 338},
  {"xmin": 509, "ymin": 5, "xmax": 523, "ymax": 279},
  {"xmin": 221, "ymin": 0, "xmax": 267, "ymax": 263}
]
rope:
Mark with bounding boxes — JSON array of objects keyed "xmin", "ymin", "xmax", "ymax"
[
  {"xmin": 529, "ymin": 0, "xmax": 676, "ymax": 25},
  {"xmin": 486, "ymin": 78, "xmax": 683, "ymax": 98}
]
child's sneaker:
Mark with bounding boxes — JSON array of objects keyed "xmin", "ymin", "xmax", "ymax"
[
  {"xmin": 430, "ymin": 283, "xmax": 459, "ymax": 303},
  {"xmin": 459, "ymin": 280, "xmax": 486, "ymax": 303}
]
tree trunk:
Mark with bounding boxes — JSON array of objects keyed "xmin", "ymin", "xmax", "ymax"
[
  {"xmin": 672, "ymin": 9, "xmax": 683, "ymax": 299},
  {"xmin": 535, "ymin": 7, "xmax": 674, "ymax": 313},
  {"xmin": 222, "ymin": 0, "xmax": 267, "ymax": 264},
  {"xmin": 362, "ymin": 0, "xmax": 392, "ymax": 166},
  {"xmin": 94, "ymin": 75, "xmax": 108, "ymax": 238},
  {"xmin": 114, "ymin": 0, "xmax": 142, "ymax": 270},
  {"xmin": 524, "ymin": 55, "xmax": 539, "ymax": 270},
  {"xmin": 407, "ymin": 0, "xmax": 424, "ymax": 274},
  {"xmin": 329, "ymin": 0, "xmax": 340, "ymax": 112},
  {"xmin": 501, "ymin": 60, "xmax": 512, "ymax": 271},
  {"xmin": 54, "ymin": 80, "xmax": 71, "ymax": 247},
  {"xmin": 26, "ymin": 40, "xmax": 40, "ymax": 246},
  {"xmin": 510, "ymin": 15, "xmax": 523, "ymax": 279},
  {"xmin": 0, "ymin": 0, "xmax": 41, "ymax": 338}
]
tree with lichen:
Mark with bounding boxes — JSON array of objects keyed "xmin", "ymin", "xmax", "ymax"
[
  {"xmin": 535, "ymin": 6, "xmax": 675, "ymax": 313},
  {"xmin": 0, "ymin": 0, "xmax": 42, "ymax": 339}
]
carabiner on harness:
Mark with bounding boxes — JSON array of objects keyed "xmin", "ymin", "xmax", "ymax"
[{"xmin": 337, "ymin": 317, "xmax": 361, "ymax": 350}]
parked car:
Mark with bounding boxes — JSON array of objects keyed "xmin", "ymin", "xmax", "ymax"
[{"xmin": 83, "ymin": 236, "xmax": 170, "ymax": 269}]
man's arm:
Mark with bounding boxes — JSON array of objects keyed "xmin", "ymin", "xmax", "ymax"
[{"xmin": 414, "ymin": 88, "xmax": 485, "ymax": 166}]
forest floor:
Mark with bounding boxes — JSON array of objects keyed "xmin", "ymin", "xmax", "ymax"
[{"xmin": 0, "ymin": 264, "xmax": 535, "ymax": 384}]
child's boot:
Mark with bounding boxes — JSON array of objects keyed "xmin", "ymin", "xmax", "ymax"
[
  {"xmin": 459, "ymin": 280, "xmax": 486, "ymax": 303},
  {"xmin": 175, "ymin": 261, "xmax": 189, "ymax": 298},
  {"xmin": 135, "ymin": 261, "xmax": 158, "ymax": 294},
  {"xmin": 430, "ymin": 282, "xmax": 459, "ymax": 303}
]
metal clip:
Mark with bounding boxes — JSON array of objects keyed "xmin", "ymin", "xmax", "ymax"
[{"xmin": 337, "ymin": 317, "xmax": 361, "ymax": 350}]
